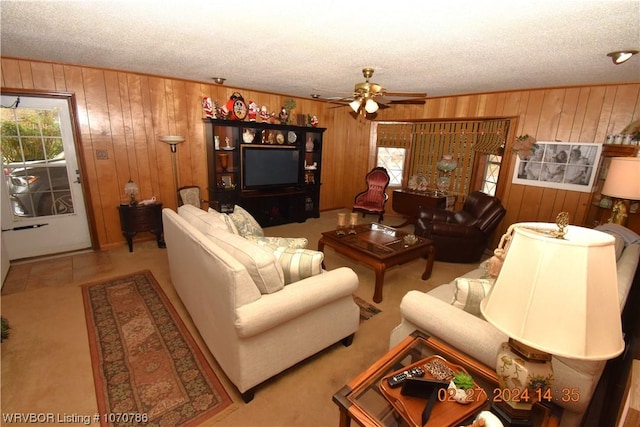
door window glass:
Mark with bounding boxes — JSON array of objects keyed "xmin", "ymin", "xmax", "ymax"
[{"xmin": 1, "ymin": 106, "xmax": 73, "ymax": 218}]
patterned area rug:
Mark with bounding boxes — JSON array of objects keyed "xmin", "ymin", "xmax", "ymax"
[
  {"xmin": 354, "ymin": 296, "xmax": 382, "ymax": 321},
  {"xmin": 82, "ymin": 270, "xmax": 232, "ymax": 426}
]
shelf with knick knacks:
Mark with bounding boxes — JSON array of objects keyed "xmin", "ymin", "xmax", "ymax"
[{"xmin": 205, "ymin": 118, "xmax": 325, "ymax": 224}]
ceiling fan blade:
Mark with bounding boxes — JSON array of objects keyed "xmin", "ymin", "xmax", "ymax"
[
  {"xmin": 312, "ymin": 87, "xmax": 355, "ymax": 95},
  {"xmin": 383, "ymin": 91, "xmax": 428, "ymax": 98},
  {"xmin": 325, "ymin": 97, "xmax": 355, "ymax": 105},
  {"xmin": 388, "ymin": 99, "xmax": 426, "ymax": 105}
]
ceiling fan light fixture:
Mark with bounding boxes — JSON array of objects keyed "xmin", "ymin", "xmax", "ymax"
[
  {"xmin": 349, "ymin": 99, "xmax": 362, "ymax": 113},
  {"xmin": 364, "ymin": 98, "xmax": 379, "ymax": 114},
  {"xmin": 607, "ymin": 50, "xmax": 638, "ymax": 64}
]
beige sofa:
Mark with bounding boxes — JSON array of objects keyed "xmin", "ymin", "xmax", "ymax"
[
  {"xmin": 390, "ymin": 226, "xmax": 640, "ymax": 427},
  {"xmin": 163, "ymin": 205, "xmax": 360, "ymax": 402}
]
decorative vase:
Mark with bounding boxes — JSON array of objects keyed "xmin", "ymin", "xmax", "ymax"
[
  {"xmin": 436, "ymin": 176, "xmax": 451, "ymax": 193},
  {"xmin": 306, "ymin": 137, "xmax": 314, "ymax": 152},
  {"xmin": 217, "ymin": 152, "xmax": 229, "ymax": 172},
  {"xmin": 436, "ymin": 155, "xmax": 458, "ymax": 194}
]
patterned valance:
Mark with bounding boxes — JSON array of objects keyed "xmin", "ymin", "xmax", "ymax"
[
  {"xmin": 376, "ymin": 119, "xmax": 510, "ymax": 154},
  {"xmin": 375, "ymin": 123, "xmax": 414, "ymax": 148},
  {"xmin": 375, "ymin": 118, "xmax": 512, "ymax": 197}
]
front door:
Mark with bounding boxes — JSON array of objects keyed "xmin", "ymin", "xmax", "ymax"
[{"xmin": 1, "ymin": 93, "xmax": 91, "ymax": 260}]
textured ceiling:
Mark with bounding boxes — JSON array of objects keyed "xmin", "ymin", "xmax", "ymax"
[{"xmin": 1, "ymin": 1, "xmax": 639, "ymax": 100}]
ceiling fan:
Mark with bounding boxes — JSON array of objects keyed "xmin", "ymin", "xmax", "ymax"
[{"xmin": 314, "ymin": 68, "xmax": 428, "ymax": 115}]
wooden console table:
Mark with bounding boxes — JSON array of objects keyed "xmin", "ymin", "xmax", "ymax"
[
  {"xmin": 118, "ymin": 203, "xmax": 165, "ymax": 252},
  {"xmin": 392, "ymin": 189, "xmax": 448, "ymax": 227}
]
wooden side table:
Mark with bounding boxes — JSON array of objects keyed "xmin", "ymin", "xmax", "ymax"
[
  {"xmin": 117, "ymin": 203, "xmax": 165, "ymax": 252},
  {"xmin": 391, "ymin": 189, "xmax": 447, "ymax": 227},
  {"xmin": 333, "ymin": 330, "xmax": 562, "ymax": 427}
]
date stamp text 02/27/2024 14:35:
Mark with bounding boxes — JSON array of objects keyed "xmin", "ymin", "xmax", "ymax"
[{"xmin": 437, "ymin": 385, "xmax": 582, "ymax": 404}]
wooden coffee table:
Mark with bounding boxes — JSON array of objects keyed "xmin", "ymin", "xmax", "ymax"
[
  {"xmin": 333, "ymin": 330, "xmax": 562, "ymax": 427},
  {"xmin": 318, "ymin": 223, "xmax": 434, "ymax": 303}
]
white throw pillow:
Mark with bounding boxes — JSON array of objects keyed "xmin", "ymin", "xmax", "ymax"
[
  {"xmin": 178, "ymin": 205, "xmax": 229, "ymax": 234},
  {"xmin": 203, "ymin": 230, "xmax": 284, "ymax": 294},
  {"xmin": 263, "ymin": 246, "xmax": 324, "ymax": 285},
  {"xmin": 208, "ymin": 208, "xmax": 239, "ymax": 234},
  {"xmin": 229, "ymin": 205, "xmax": 264, "ymax": 237},
  {"xmin": 451, "ymin": 278, "xmax": 493, "ymax": 316},
  {"xmin": 245, "ymin": 235, "xmax": 308, "ymax": 249}
]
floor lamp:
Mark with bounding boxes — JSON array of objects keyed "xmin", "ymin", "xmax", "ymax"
[{"xmin": 159, "ymin": 135, "xmax": 185, "ymax": 206}]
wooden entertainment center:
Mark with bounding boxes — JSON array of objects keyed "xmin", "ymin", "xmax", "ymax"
[{"xmin": 205, "ymin": 119, "xmax": 325, "ymax": 227}]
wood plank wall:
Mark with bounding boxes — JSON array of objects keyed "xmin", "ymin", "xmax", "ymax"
[
  {"xmin": 374, "ymin": 85, "xmax": 640, "ymax": 242},
  {"xmin": 2, "ymin": 57, "xmax": 639, "ymax": 249}
]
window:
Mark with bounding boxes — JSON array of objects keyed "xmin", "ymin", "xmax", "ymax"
[
  {"xmin": 373, "ymin": 119, "xmax": 512, "ymax": 198},
  {"xmin": 481, "ymin": 154, "xmax": 502, "ymax": 196},
  {"xmin": 376, "ymin": 147, "xmax": 406, "ymax": 186},
  {"xmin": 1, "ymin": 105, "xmax": 72, "ymax": 217}
]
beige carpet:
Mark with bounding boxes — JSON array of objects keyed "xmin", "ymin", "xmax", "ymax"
[{"xmin": 0, "ymin": 209, "xmax": 481, "ymax": 426}]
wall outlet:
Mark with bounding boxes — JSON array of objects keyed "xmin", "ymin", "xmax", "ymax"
[{"xmin": 96, "ymin": 149, "xmax": 108, "ymax": 160}]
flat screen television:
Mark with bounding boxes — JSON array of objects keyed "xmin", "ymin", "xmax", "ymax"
[{"xmin": 242, "ymin": 146, "xmax": 301, "ymax": 189}]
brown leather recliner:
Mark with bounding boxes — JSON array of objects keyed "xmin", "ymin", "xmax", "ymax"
[{"xmin": 414, "ymin": 191, "xmax": 506, "ymax": 263}]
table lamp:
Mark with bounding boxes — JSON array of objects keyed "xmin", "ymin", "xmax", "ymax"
[
  {"xmin": 480, "ymin": 218, "xmax": 624, "ymax": 423},
  {"xmin": 601, "ymin": 157, "xmax": 640, "ymax": 226},
  {"xmin": 124, "ymin": 179, "xmax": 139, "ymax": 205}
]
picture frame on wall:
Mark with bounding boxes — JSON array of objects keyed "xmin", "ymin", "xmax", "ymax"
[{"xmin": 512, "ymin": 142, "xmax": 603, "ymax": 193}]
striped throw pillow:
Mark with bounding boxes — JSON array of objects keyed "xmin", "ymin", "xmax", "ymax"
[
  {"xmin": 451, "ymin": 278, "xmax": 493, "ymax": 317},
  {"xmin": 267, "ymin": 247, "xmax": 324, "ymax": 285}
]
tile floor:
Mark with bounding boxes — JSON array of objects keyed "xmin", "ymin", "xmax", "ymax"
[{"xmin": 2, "ymin": 238, "xmax": 160, "ymax": 296}]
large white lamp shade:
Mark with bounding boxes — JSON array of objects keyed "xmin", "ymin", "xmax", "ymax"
[{"xmin": 480, "ymin": 223, "xmax": 624, "ymax": 360}]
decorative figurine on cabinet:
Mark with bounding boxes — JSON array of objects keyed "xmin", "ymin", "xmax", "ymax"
[
  {"xmin": 202, "ymin": 97, "xmax": 215, "ymax": 118},
  {"xmin": 310, "ymin": 115, "xmax": 319, "ymax": 127},
  {"xmin": 248, "ymin": 101, "xmax": 259, "ymax": 121},
  {"xmin": 218, "ymin": 102, "xmax": 229, "ymax": 120},
  {"xmin": 260, "ymin": 105, "xmax": 269, "ymax": 122},
  {"xmin": 278, "ymin": 107, "xmax": 288, "ymax": 124},
  {"xmin": 226, "ymin": 92, "xmax": 247, "ymax": 121}
]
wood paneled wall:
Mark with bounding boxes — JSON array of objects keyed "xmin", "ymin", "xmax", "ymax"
[
  {"xmin": 328, "ymin": 82, "xmax": 640, "ymax": 239},
  {"xmin": 2, "ymin": 57, "xmax": 639, "ymax": 249},
  {"xmin": 1, "ymin": 58, "xmax": 335, "ymax": 248}
]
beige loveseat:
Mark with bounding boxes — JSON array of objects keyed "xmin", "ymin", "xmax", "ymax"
[
  {"xmin": 163, "ymin": 205, "xmax": 360, "ymax": 402},
  {"xmin": 390, "ymin": 225, "xmax": 640, "ymax": 427}
]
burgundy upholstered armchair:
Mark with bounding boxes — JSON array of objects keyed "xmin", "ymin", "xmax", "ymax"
[
  {"xmin": 353, "ymin": 167, "xmax": 390, "ymax": 222},
  {"xmin": 414, "ymin": 191, "xmax": 506, "ymax": 263}
]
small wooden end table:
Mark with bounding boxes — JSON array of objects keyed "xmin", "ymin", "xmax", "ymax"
[
  {"xmin": 318, "ymin": 223, "xmax": 434, "ymax": 303},
  {"xmin": 391, "ymin": 189, "xmax": 447, "ymax": 227},
  {"xmin": 333, "ymin": 330, "xmax": 562, "ymax": 427},
  {"xmin": 117, "ymin": 203, "xmax": 165, "ymax": 252}
]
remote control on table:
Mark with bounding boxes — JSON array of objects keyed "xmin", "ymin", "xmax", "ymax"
[{"xmin": 386, "ymin": 366, "xmax": 425, "ymax": 388}]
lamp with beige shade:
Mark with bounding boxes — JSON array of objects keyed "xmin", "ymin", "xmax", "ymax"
[{"xmin": 601, "ymin": 157, "xmax": 640, "ymax": 226}]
